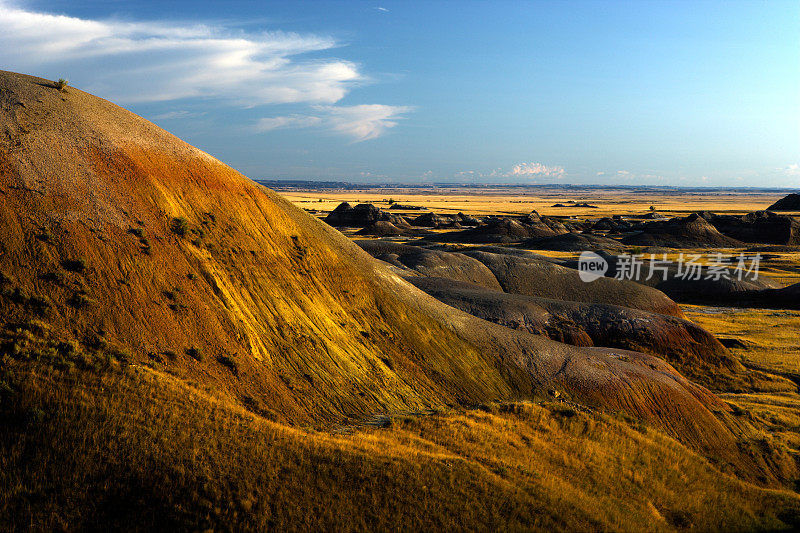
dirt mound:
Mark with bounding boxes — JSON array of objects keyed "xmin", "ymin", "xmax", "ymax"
[
  {"xmin": 551, "ymin": 202, "xmax": 598, "ymax": 208},
  {"xmin": 593, "ymin": 217, "xmax": 633, "ymax": 232},
  {"xmin": 622, "ymin": 213, "xmax": 744, "ymax": 248},
  {"xmin": 410, "ymin": 276, "xmax": 741, "ymax": 388},
  {"xmin": 356, "ymin": 240, "xmax": 502, "ymax": 289},
  {"xmin": 522, "ymin": 232, "xmax": 625, "ymax": 252},
  {"xmin": 410, "ymin": 212, "xmax": 461, "ymax": 228},
  {"xmin": 767, "ymin": 193, "xmax": 800, "ymax": 211},
  {"xmin": 460, "ymin": 249, "xmax": 684, "ymax": 317},
  {"xmin": 355, "ymin": 221, "xmax": 420, "ymax": 236},
  {"xmin": 427, "ymin": 216, "xmax": 564, "ymax": 244},
  {"xmin": 324, "ymin": 202, "xmax": 408, "ymax": 228},
  {"xmin": 711, "ymin": 211, "xmax": 800, "ymax": 245}
]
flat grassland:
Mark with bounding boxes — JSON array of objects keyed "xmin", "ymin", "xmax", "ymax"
[{"xmin": 281, "ymin": 186, "xmax": 796, "ymax": 217}]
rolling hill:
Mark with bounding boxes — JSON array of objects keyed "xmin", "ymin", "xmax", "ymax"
[{"xmin": 1, "ymin": 70, "xmax": 798, "ymax": 530}]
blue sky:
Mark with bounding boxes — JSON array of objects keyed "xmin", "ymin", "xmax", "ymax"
[{"xmin": 1, "ymin": 0, "xmax": 798, "ymax": 186}]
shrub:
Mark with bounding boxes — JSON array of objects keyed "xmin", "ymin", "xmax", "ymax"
[
  {"xmin": 128, "ymin": 227, "xmax": 145, "ymax": 238},
  {"xmin": 217, "ymin": 355, "xmax": 238, "ymax": 374},
  {"xmin": 170, "ymin": 217, "xmax": 190, "ymax": 237},
  {"xmin": 37, "ymin": 229, "xmax": 54, "ymax": 242},
  {"xmin": 57, "ymin": 340, "xmax": 80, "ymax": 357},
  {"xmin": 186, "ymin": 347, "xmax": 203, "ymax": 361},
  {"xmin": 28, "ymin": 294, "xmax": 52, "ymax": 315},
  {"xmin": 54, "ymin": 78, "xmax": 68, "ymax": 92},
  {"xmin": 68, "ymin": 292, "xmax": 92, "ymax": 309},
  {"xmin": 62, "ymin": 258, "xmax": 87, "ymax": 273}
]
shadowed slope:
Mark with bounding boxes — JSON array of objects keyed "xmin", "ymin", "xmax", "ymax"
[{"xmin": 461, "ymin": 250, "xmax": 685, "ymax": 317}]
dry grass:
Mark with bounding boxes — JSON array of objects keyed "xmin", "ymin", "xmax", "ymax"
[
  {"xmin": 2, "ymin": 354, "xmax": 799, "ymax": 532},
  {"xmin": 683, "ymin": 306, "xmax": 800, "ymax": 376},
  {"xmin": 282, "ymin": 187, "xmax": 791, "ymax": 218}
]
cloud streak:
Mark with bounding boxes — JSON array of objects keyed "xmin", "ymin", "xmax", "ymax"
[
  {"xmin": 255, "ymin": 104, "xmax": 414, "ymax": 142},
  {"xmin": 507, "ymin": 162, "xmax": 565, "ymax": 178},
  {"xmin": 0, "ymin": 1, "xmax": 361, "ymax": 105}
]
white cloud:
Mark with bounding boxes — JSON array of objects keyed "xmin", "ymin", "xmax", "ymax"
[
  {"xmin": 454, "ymin": 162, "xmax": 566, "ymax": 181},
  {"xmin": 150, "ymin": 110, "xmax": 205, "ymax": 120},
  {"xmin": 254, "ymin": 104, "xmax": 414, "ymax": 142},
  {"xmin": 0, "ymin": 1, "xmax": 361, "ymax": 105},
  {"xmin": 783, "ymin": 163, "xmax": 800, "ymax": 176},
  {"xmin": 507, "ymin": 162, "xmax": 565, "ymax": 178},
  {"xmin": 376, "ymin": 7, "xmax": 389, "ymax": 12},
  {"xmin": 254, "ymin": 114, "xmax": 323, "ymax": 131}
]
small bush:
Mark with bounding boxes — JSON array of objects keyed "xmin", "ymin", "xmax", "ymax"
[
  {"xmin": 62, "ymin": 258, "xmax": 87, "ymax": 273},
  {"xmin": 8, "ymin": 287, "xmax": 28, "ymax": 304},
  {"xmin": 128, "ymin": 227, "xmax": 145, "ymax": 238},
  {"xmin": 54, "ymin": 78, "xmax": 68, "ymax": 92},
  {"xmin": 28, "ymin": 294, "xmax": 52, "ymax": 315},
  {"xmin": 170, "ymin": 217, "xmax": 190, "ymax": 237},
  {"xmin": 37, "ymin": 229, "xmax": 54, "ymax": 242},
  {"xmin": 217, "ymin": 355, "xmax": 238, "ymax": 374},
  {"xmin": 40, "ymin": 271, "xmax": 66, "ymax": 284},
  {"xmin": 68, "ymin": 292, "xmax": 92, "ymax": 309},
  {"xmin": 57, "ymin": 340, "xmax": 80, "ymax": 357},
  {"xmin": 187, "ymin": 272, "xmax": 197, "ymax": 280},
  {"xmin": 186, "ymin": 347, "xmax": 203, "ymax": 361}
]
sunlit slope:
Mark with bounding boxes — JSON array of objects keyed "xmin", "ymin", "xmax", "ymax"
[
  {"xmin": 0, "ymin": 70, "xmax": 791, "ymax": 484},
  {"xmin": 0, "ymin": 70, "xmax": 509, "ymax": 422}
]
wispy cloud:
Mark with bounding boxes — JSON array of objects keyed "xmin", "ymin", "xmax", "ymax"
[
  {"xmin": 453, "ymin": 162, "xmax": 566, "ymax": 181},
  {"xmin": 376, "ymin": 7, "xmax": 389, "ymax": 12},
  {"xmin": 783, "ymin": 163, "xmax": 800, "ymax": 176},
  {"xmin": 150, "ymin": 110, "xmax": 205, "ymax": 120},
  {"xmin": 0, "ymin": 1, "xmax": 360, "ymax": 105},
  {"xmin": 254, "ymin": 104, "xmax": 414, "ymax": 142},
  {"xmin": 506, "ymin": 162, "xmax": 565, "ymax": 178}
]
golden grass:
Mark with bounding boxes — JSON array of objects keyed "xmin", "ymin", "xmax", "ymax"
[
  {"xmin": 282, "ymin": 187, "xmax": 789, "ymax": 218},
  {"xmin": 2, "ymin": 355, "xmax": 799, "ymax": 532},
  {"xmin": 683, "ymin": 306, "xmax": 800, "ymax": 376}
]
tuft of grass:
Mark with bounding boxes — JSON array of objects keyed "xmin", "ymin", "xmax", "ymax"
[
  {"xmin": 217, "ymin": 355, "xmax": 238, "ymax": 374},
  {"xmin": 54, "ymin": 78, "xmax": 68, "ymax": 92},
  {"xmin": 36, "ymin": 229, "xmax": 54, "ymax": 242},
  {"xmin": 61, "ymin": 258, "xmax": 87, "ymax": 273},
  {"xmin": 128, "ymin": 227, "xmax": 145, "ymax": 238},
  {"xmin": 186, "ymin": 347, "xmax": 203, "ymax": 361},
  {"xmin": 170, "ymin": 217, "xmax": 190, "ymax": 237},
  {"xmin": 68, "ymin": 292, "xmax": 93, "ymax": 309}
]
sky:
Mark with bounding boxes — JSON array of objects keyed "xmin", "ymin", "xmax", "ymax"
[{"xmin": 1, "ymin": 0, "xmax": 798, "ymax": 186}]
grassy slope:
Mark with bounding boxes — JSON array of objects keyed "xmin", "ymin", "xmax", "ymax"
[{"xmin": 1, "ymin": 355, "xmax": 798, "ymax": 532}]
